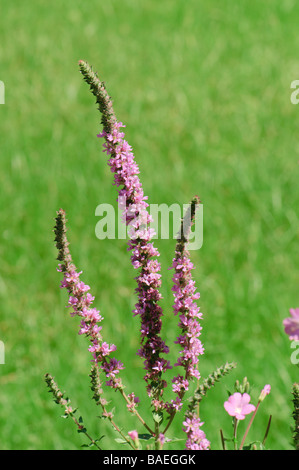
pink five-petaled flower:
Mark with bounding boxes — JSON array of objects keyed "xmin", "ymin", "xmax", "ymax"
[
  {"xmin": 224, "ymin": 392, "xmax": 256, "ymax": 420},
  {"xmin": 283, "ymin": 308, "xmax": 299, "ymax": 341}
]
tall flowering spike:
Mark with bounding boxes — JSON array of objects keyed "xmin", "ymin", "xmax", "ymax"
[
  {"xmin": 44, "ymin": 373, "xmax": 70, "ymax": 410},
  {"xmin": 79, "ymin": 61, "xmax": 170, "ymax": 404},
  {"xmin": 188, "ymin": 362, "xmax": 237, "ymax": 410},
  {"xmin": 169, "ymin": 196, "xmax": 204, "ymax": 410},
  {"xmin": 292, "ymin": 383, "xmax": 299, "ymax": 450},
  {"xmin": 54, "ymin": 209, "xmax": 124, "ymax": 390}
]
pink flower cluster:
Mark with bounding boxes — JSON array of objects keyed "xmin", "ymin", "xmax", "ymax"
[
  {"xmin": 169, "ymin": 252, "xmax": 204, "ymax": 409},
  {"xmin": 58, "ymin": 264, "xmax": 124, "ymax": 388},
  {"xmin": 97, "ymin": 122, "xmax": 170, "ymax": 396},
  {"xmin": 127, "ymin": 392, "xmax": 140, "ymax": 413},
  {"xmin": 183, "ymin": 413, "xmax": 210, "ymax": 450}
]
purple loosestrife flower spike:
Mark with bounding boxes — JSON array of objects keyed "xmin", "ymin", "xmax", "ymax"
[
  {"xmin": 163, "ymin": 196, "xmax": 207, "ymax": 443},
  {"xmin": 169, "ymin": 196, "xmax": 204, "ymax": 408},
  {"xmin": 78, "ymin": 61, "xmax": 170, "ymax": 405},
  {"xmin": 163, "ymin": 197, "xmax": 205, "ymax": 437},
  {"xmin": 292, "ymin": 383, "xmax": 299, "ymax": 450},
  {"xmin": 54, "ymin": 209, "xmax": 124, "ymax": 390}
]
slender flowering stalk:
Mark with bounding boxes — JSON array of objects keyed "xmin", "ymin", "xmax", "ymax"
[
  {"xmin": 54, "ymin": 209, "xmax": 154, "ymax": 436},
  {"xmin": 89, "ymin": 366, "xmax": 137, "ymax": 450},
  {"xmin": 172, "ymin": 196, "xmax": 204, "ymax": 382},
  {"xmin": 79, "ymin": 60, "xmax": 170, "ymax": 405},
  {"xmin": 188, "ymin": 362, "xmax": 237, "ymax": 409},
  {"xmin": 164, "ymin": 197, "xmax": 204, "ymax": 432},
  {"xmin": 292, "ymin": 383, "xmax": 299, "ymax": 450},
  {"xmin": 99, "ymin": 122, "xmax": 171, "ymax": 400},
  {"xmin": 54, "ymin": 209, "xmax": 124, "ymax": 389},
  {"xmin": 44, "ymin": 373, "xmax": 102, "ymax": 450}
]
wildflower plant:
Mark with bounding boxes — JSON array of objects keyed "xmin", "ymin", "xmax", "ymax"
[
  {"xmin": 45, "ymin": 60, "xmax": 296, "ymax": 451},
  {"xmin": 220, "ymin": 379, "xmax": 272, "ymax": 450}
]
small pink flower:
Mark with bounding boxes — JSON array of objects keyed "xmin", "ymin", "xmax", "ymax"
[
  {"xmin": 76, "ymin": 281, "xmax": 90, "ymax": 293},
  {"xmin": 68, "ymin": 296, "xmax": 78, "ymax": 307},
  {"xmin": 128, "ymin": 392, "xmax": 140, "ymax": 404},
  {"xmin": 224, "ymin": 392, "xmax": 255, "ymax": 420},
  {"xmin": 283, "ymin": 308, "xmax": 299, "ymax": 340}
]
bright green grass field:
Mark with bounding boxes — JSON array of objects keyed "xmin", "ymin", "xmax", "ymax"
[{"xmin": 1, "ymin": 0, "xmax": 299, "ymax": 450}]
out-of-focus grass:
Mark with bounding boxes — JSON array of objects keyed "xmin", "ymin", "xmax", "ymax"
[{"xmin": 0, "ymin": 0, "xmax": 299, "ymax": 450}]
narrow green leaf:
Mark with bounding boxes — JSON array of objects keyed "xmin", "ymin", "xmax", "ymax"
[{"xmin": 138, "ymin": 433, "xmax": 154, "ymax": 441}]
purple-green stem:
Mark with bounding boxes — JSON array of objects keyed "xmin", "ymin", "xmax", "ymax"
[
  {"xmin": 70, "ymin": 414, "xmax": 102, "ymax": 450},
  {"xmin": 239, "ymin": 401, "xmax": 261, "ymax": 450},
  {"xmin": 118, "ymin": 386, "xmax": 155, "ymax": 436}
]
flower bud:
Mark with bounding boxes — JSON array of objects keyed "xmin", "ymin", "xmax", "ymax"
[
  {"xmin": 259, "ymin": 384, "xmax": 271, "ymax": 402},
  {"xmin": 128, "ymin": 430, "xmax": 139, "ymax": 447}
]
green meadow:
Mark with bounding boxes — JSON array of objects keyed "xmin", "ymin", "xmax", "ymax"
[{"xmin": 0, "ymin": 0, "xmax": 299, "ymax": 450}]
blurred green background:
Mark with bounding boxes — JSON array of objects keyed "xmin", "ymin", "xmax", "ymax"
[{"xmin": 1, "ymin": 0, "xmax": 299, "ymax": 450}]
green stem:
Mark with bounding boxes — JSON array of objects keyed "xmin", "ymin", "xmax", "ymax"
[
  {"xmin": 70, "ymin": 413, "xmax": 102, "ymax": 450},
  {"xmin": 118, "ymin": 386, "xmax": 155, "ymax": 436},
  {"xmin": 233, "ymin": 418, "xmax": 239, "ymax": 450},
  {"xmin": 154, "ymin": 420, "xmax": 160, "ymax": 450}
]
